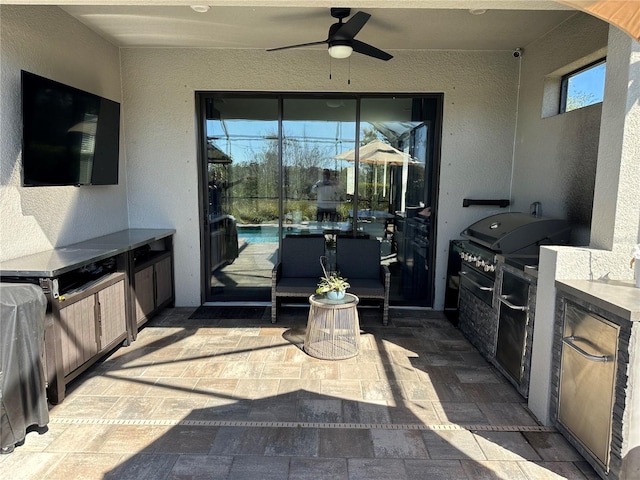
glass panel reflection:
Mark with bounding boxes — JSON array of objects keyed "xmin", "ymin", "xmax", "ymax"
[
  {"xmin": 282, "ymin": 98, "xmax": 356, "ymax": 237},
  {"xmin": 205, "ymin": 97, "xmax": 279, "ymax": 301},
  {"xmin": 357, "ymin": 98, "xmax": 432, "ymax": 305},
  {"xmin": 281, "ymin": 98, "xmax": 357, "ymax": 272}
]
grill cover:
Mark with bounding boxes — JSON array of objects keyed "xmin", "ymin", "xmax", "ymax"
[
  {"xmin": 1, "ymin": 283, "xmax": 49, "ymax": 453},
  {"xmin": 461, "ymin": 212, "xmax": 570, "ymax": 254}
]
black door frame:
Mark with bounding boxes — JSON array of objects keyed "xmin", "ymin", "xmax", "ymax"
[{"xmin": 195, "ymin": 92, "xmax": 443, "ymax": 307}]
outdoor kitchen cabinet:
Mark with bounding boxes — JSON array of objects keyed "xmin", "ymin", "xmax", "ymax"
[
  {"xmin": 558, "ymin": 302, "xmax": 619, "ymax": 473},
  {"xmin": 552, "ymin": 280, "xmax": 640, "ymax": 480},
  {"xmin": 53, "ymin": 271, "xmax": 127, "ymax": 379},
  {"xmin": 133, "ymin": 247, "xmax": 174, "ymax": 327},
  {"xmin": 0, "ymin": 228, "xmax": 175, "ymax": 404}
]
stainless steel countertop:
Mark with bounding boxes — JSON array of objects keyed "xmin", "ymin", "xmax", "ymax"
[
  {"xmin": 0, "ymin": 228, "xmax": 175, "ymax": 278},
  {"xmin": 556, "ymin": 279, "xmax": 640, "ymax": 322}
]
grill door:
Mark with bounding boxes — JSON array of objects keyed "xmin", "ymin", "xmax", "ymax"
[{"xmin": 495, "ymin": 271, "xmax": 529, "ymax": 384}]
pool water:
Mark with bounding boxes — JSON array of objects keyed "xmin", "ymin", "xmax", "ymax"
[{"xmin": 238, "ymin": 226, "xmax": 279, "ymax": 244}]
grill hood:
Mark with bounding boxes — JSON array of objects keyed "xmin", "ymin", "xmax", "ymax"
[{"xmin": 461, "ymin": 212, "xmax": 571, "ymax": 254}]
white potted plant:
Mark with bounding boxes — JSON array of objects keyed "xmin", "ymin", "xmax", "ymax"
[{"xmin": 316, "ymin": 255, "xmax": 350, "ymax": 300}]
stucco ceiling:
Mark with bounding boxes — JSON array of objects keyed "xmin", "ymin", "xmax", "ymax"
[{"xmin": 49, "ymin": 1, "xmax": 584, "ymax": 53}]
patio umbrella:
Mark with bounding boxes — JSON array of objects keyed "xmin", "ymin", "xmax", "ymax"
[
  {"xmin": 334, "ymin": 139, "xmax": 418, "ymax": 165},
  {"xmin": 557, "ymin": 1, "xmax": 640, "ymax": 41},
  {"xmin": 334, "ymin": 139, "xmax": 420, "ymax": 199}
]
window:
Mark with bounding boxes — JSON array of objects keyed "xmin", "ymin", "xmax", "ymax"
[{"xmin": 560, "ymin": 59, "xmax": 606, "ymax": 113}]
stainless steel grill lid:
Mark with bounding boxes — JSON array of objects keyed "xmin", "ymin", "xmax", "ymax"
[{"xmin": 461, "ymin": 212, "xmax": 571, "ymax": 254}]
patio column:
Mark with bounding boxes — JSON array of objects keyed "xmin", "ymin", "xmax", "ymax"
[{"xmin": 590, "ymin": 27, "xmax": 640, "ymax": 251}]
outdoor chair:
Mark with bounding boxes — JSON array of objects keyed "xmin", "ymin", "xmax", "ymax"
[
  {"xmin": 336, "ymin": 237, "xmax": 390, "ymax": 325},
  {"xmin": 271, "ymin": 235, "xmax": 326, "ymax": 323}
]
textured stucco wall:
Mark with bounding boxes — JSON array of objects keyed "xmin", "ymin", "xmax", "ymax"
[
  {"xmin": 513, "ymin": 13, "xmax": 608, "ymax": 246},
  {"xmin": 0, "ymin": 6, "xmax": 128, "ymax": 261},
  {"xmin": 120, "ymin": 47, "xmax": 519, "ymax": 307}
]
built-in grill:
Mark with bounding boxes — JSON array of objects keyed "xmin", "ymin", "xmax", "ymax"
[
  {"xmin": 454, "ymin": 211, "xmax": 571, "ymax": 395},
  {"xmin": 461, "ymin": 211, "xmax": 571, "ymax": 255},
  {"xmin": 455, "ymin": 212, "xmax": 570, "ymax": 306}
]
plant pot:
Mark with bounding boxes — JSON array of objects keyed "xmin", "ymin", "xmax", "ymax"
[{"xmin": 326, "ymin": 290, "xmax": 346, "ymax": 300}]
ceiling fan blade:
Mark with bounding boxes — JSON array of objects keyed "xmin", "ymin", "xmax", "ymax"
[
  {"xmin": 352, "ymin": 40, "xmax": 393, "ymax": 61},
  {"xmin": 267, "ymin": 40, "xmax": 327, "ymax": 52},
  {"xmin": 332, "ymin": 11, "xmax": 371, "ymax": 41}
]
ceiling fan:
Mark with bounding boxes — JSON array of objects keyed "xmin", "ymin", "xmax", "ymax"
[{"xmin": 267, "ymin": 8, "xmax": 393, "ymax": 61}]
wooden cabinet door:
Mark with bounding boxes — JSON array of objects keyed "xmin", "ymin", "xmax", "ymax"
[
  {"xmin": 97, "ymin": 279, "xmax": 127, "ymax": 349},
  {"xmin": 58, "ymin": 296, "xmax": 99, "ymax": 376},
  {"xmin": 134, "ymin": 266, "xmax": 155, "ymax": 323},
  {"xmin": 155, "ymin": 256, "xmax": 173, "ymax": 307}
]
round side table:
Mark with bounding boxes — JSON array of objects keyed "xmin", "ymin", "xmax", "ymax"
[{"xmin": 304, "ymin": 293, "xmax": 360, "ymax": 360}]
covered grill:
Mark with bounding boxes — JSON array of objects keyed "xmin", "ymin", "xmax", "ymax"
[
  {"xmin": 461, "ymin": 212, "xmax": 571, "ymax": 255},
  {"xmin": 454, "ymin": 212, "xmax": 571, "ymax": 308}
]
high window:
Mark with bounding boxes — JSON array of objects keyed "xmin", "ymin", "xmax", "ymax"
[{"xmin": 560, "ymin": 59, "xmax": 606, "ymax": 113}]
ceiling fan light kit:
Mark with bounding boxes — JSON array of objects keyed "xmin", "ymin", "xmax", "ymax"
[{"xmin": 328, "ymin": 44, "xmax": 353, "ymax": 59}]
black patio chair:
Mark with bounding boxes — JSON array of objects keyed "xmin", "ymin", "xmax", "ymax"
[
  {"xmin": 271, "ymin": 236, "xmax": 326, "ymax": 323},
  {"xmin": 336, "ymin": 237, "xmax": 390, "ymax": 325}
]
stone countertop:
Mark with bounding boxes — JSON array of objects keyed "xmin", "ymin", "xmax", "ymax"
[
  {"xmin": 556, "ymin": 279, "xmax": 640, "ymax": 322},
  {"xmin": 0, "ymin": 228, "xmax": 175, "ymax": 278}
]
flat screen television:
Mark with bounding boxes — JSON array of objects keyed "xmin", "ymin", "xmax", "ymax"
[{"xmin": 21, "ymin": 70, "xmax": 120, "ymax": 186}]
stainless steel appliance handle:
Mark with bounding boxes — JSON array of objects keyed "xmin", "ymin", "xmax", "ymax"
[
  {"xmin": 498, "ymin": 295, "xmax": 528, "ymax": 311},
  {"xmin": 459, "ymin": 271, "xmax": 493, "ymax": 291},
  {"xmin": 562, "ymin": 335, "xmax": 611, "ymax": 363}
]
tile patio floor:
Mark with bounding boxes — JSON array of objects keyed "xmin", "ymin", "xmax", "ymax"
[{"xmin": 0, "ymin": 306, "xmax": 601, "ymax": 479}]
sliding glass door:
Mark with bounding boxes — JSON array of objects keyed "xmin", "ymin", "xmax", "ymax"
[
  {"xmin": 199, "ymin": 94, "xmax": 441, "ymax": 306},
  {"xmin": 203, "ymin": 97, "xmax": 279, "ymax": 301},
  {"xmin": 356, "ymin": 98, "xmax": 438, "ymax": 305}
]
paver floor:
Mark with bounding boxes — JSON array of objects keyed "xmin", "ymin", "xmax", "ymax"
[{"xmin": 0, "ymin": 307, "xmax": 601, "ymax": 479}]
